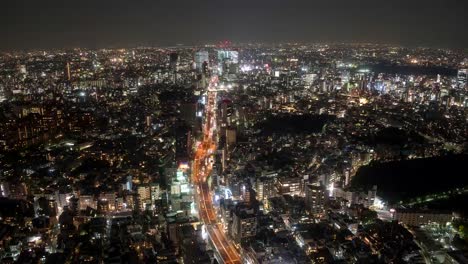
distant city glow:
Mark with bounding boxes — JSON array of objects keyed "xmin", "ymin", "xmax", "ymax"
[{"xmin": 240, "ymin": 65, "xmax": 253, "ymax": 72}]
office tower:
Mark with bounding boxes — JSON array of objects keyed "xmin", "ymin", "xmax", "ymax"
[
  {"xmin": 276, "ymin": 177, "xmax": 301, "ymax": 196},
  {"xmin": 305, "ymin": 184, "xmax": 328, "ymax": 216},
  {"xmin": 217, "ymin": 50, "xmax": 239, "ymax": 64},
  {"xmin": 170, "ymin": 52, "xmax": 179, "ymax": 83},
  {"xmin": 195, "ymin": 51, "xmax": 209, "ymax": 72},
  {"xmin": 137, "ymin": 185, "xmax": 159, "ymax": 210},
  {"xmin": 255, "ymin": 177, "xmax": 276, "ymax": 203},
  {"xmin": 231, "ymin": 206, "xmax": 257, "ymax": 243},
  {"xmin": 458, "ymin": 69, "xmax": 467, "ymax": 89},
  {"xmin": 217, "ymin": 50, "xmax": 239, "ymax": 76},
  {"xmin": 220, "ymin": 199, "xmax": 234, "ymax": 231},
  {"xmin": 241, "ymin": 185, "xmax": 255, "ymax": 205}
]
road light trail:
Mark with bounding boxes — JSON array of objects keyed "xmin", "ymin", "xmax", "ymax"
[{"xmin": 192, "ymin": 76, "xmax": 241, "ymax": 264}]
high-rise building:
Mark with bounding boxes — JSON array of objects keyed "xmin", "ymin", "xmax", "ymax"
[
  {"xmin": 231, "ymin": 206, "xmax": 257, "ymax": 243},
  {"xmin": 137, "ymin": 184, "xmax": 160, "ymax": 210},
  {"xmin": 305, "ymin": 184, "xmax": 328, "ymax": 216},
  {"xmin": 150, "ymin": 184, "xmax": 160, "ymax": 201},
  {"xmin": 241, "ymin": 185, "xmax": 255, "ymax": 205},
  {"xmin": 195, "ymin": 51, "xmax": 209, "ymax": 72},
  {"xmin": 217, "ymin": 50, "xmax": 239, "ymax": 76},
  {"xmin": 457, "ymin": 69, "xmax": 467, "ymax": 89},
  {"xmin": 255, "ymin": 177, "xmax": 276, "ymax": 203},
  {"xmin": 217, "ymin": 50, "xmax": 239, "ymax": 64},
  {"xmin": 170, "ymin": 52, "xmax": 179, "ymax": 83},
  {"xmin": 276, "ymin": 177, "xmax": 302, "ymax": 196}
]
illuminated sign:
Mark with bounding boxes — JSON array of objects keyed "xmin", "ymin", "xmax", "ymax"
[
  {"xmin": 181, "ymin": 184, "xmax": 189, "ymax": 193},
  {"xmin": 178, "ymin": 162, "xmax": 189, "ymax": 170}
]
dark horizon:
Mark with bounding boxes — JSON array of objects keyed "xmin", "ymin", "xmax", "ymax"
[{"xmin": 1, "ymin": 0, "xmax": 467, "ymax": 52}]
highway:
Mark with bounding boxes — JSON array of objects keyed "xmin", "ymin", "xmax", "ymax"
[{"xmin": 192, "ymin": 76, "xmax": 241, "ymax": 264}]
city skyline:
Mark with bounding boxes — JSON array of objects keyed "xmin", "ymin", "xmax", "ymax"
[{"xmin": 1, "ymin": 1, "xmax": 467, "ymax": 262}]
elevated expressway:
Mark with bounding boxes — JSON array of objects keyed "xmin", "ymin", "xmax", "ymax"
[{"xmin": 192, "ymin": 76, "xmax": 241, "ymax": 264}]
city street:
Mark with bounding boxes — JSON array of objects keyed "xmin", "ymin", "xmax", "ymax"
[{"xmin": 192, "ymin": 76, "xmax": 241, "ymax": 264}]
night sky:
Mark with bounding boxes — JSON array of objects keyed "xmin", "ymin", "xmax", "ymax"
[{"xmin": 1, "ymin": 0, "xmax": 467, "ymax": 51}]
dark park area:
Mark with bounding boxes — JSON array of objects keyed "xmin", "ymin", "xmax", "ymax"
[{"xmin": 351, "ymin": 154, "xmax": 468, "ymax": 204}]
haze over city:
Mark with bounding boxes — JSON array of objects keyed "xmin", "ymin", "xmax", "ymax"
[{"xmin": 1, "ymin": 0, "xmax": 467, "ymax": 50}]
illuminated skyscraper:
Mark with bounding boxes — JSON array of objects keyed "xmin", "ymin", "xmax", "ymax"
[
  {"xmin": 231, "ymin": 206, "xmax": 257, "ymax": 243},
  {"xmin": 194, "ymin": 51, "xmax": 209, "ymax": 72},
  {"xmin": 169, "ymin": 52, "xmax": 179, "ymax": 82},
  {"xmin": 305, "ymin": 184, "xmax": 328, "ymax": 216},
  {"xmin": 217, "ymin": 50, "xmax": 239, "ymax": 75},
  {"xmin": 457, "ymin": 69, "xmax": 467, "ymax": 89}
]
